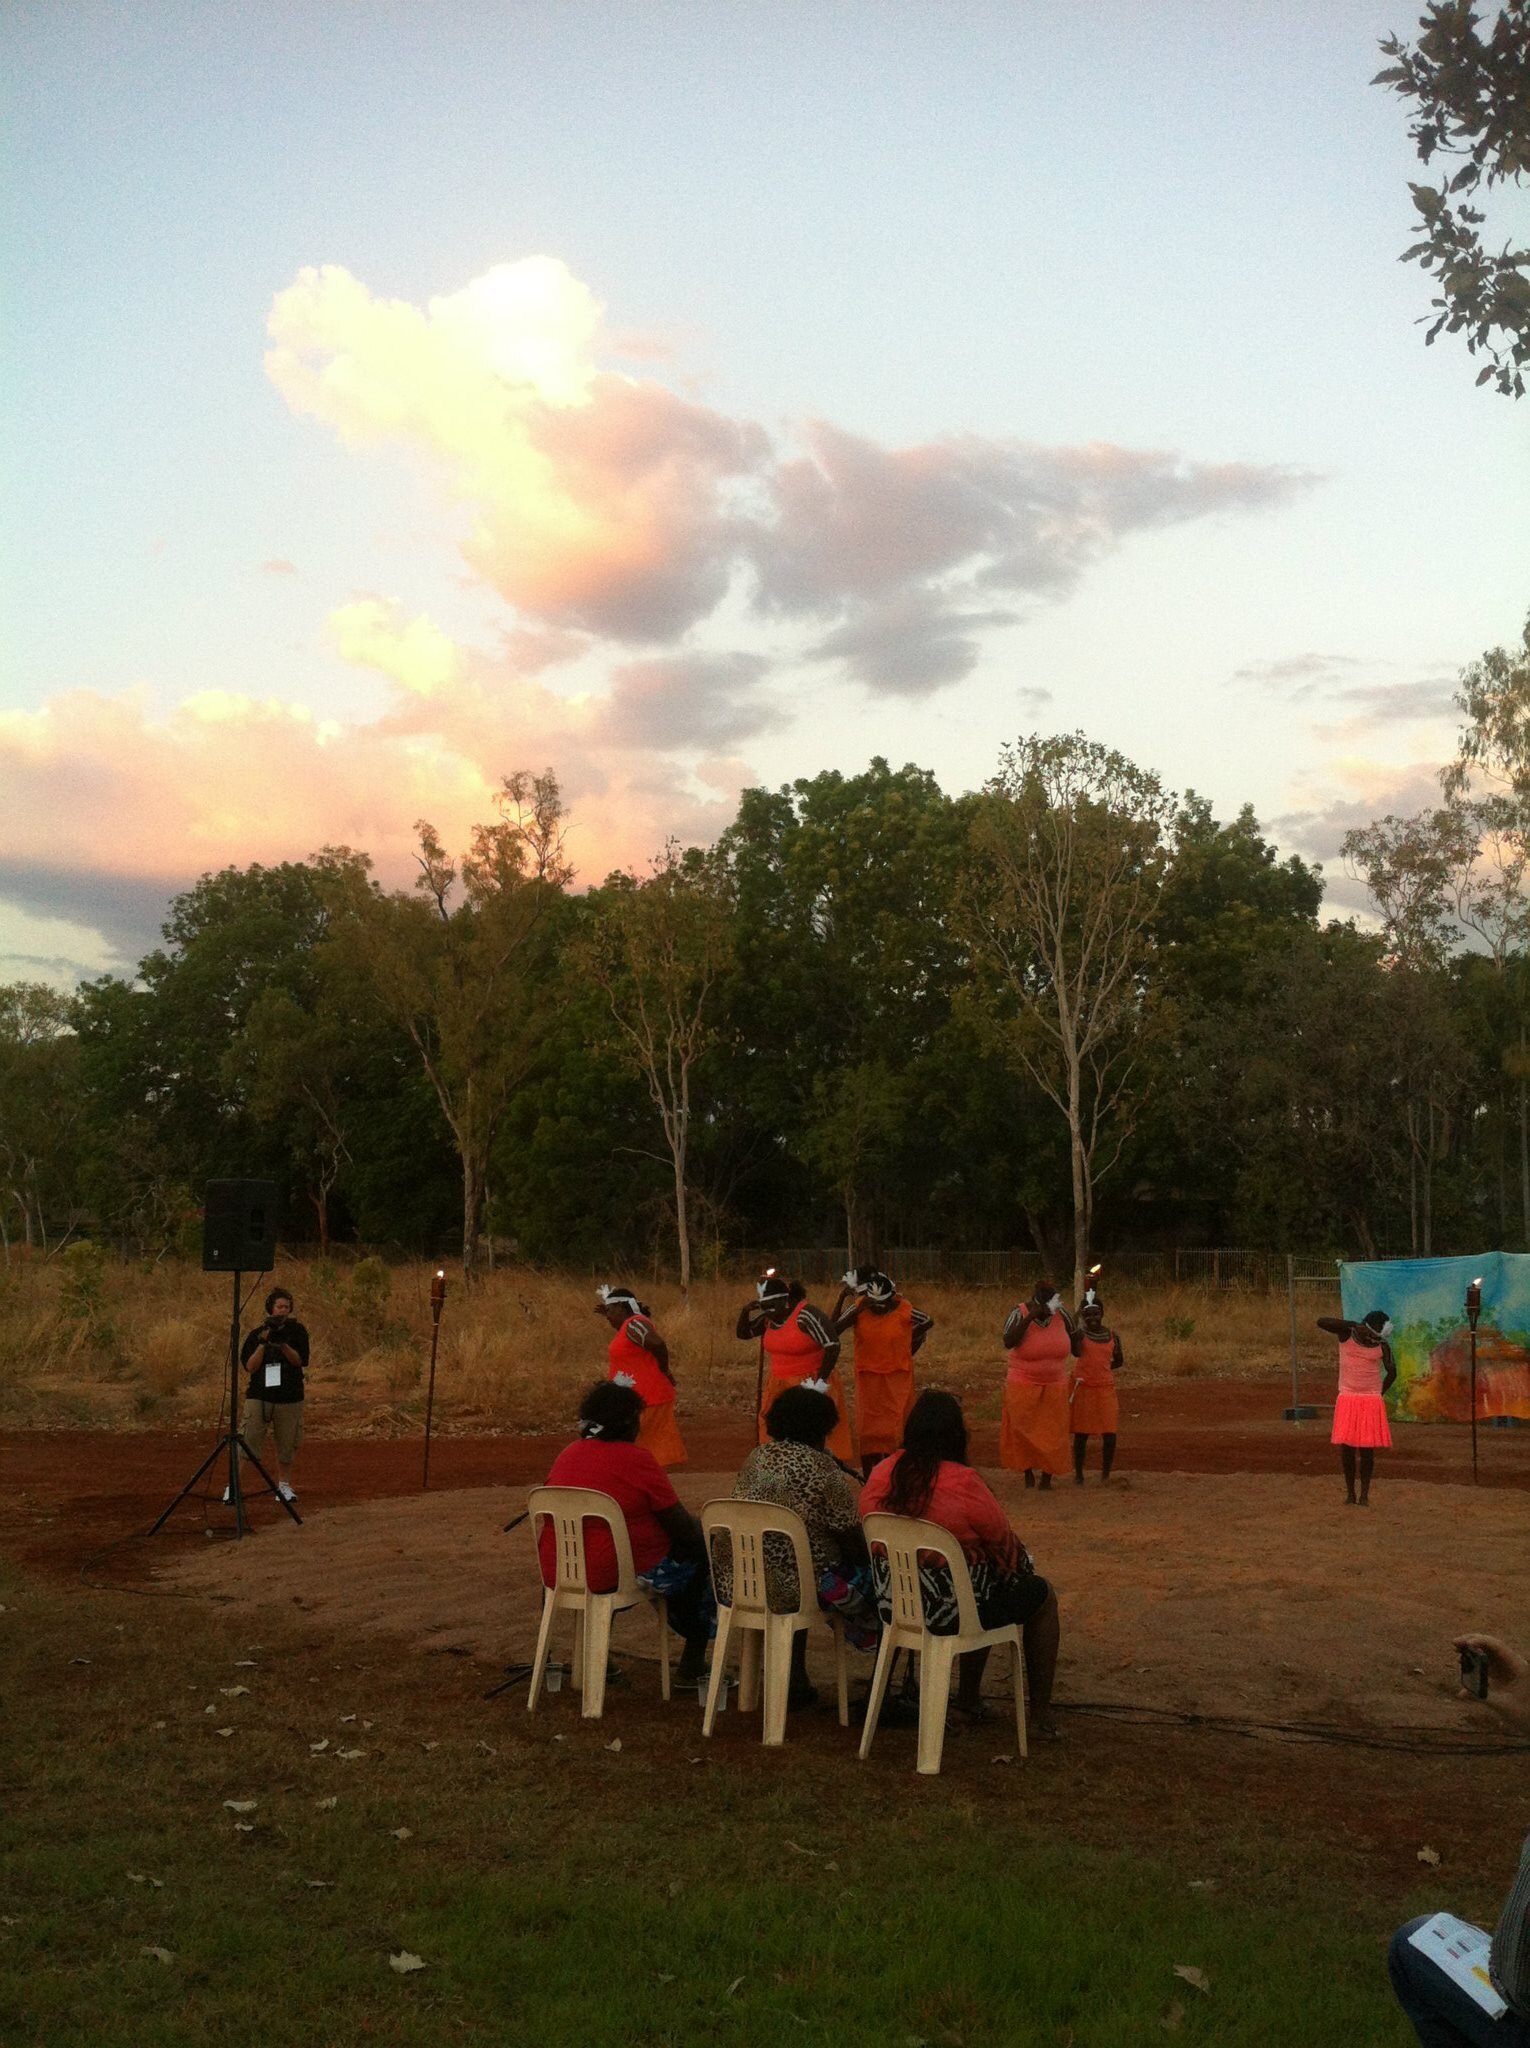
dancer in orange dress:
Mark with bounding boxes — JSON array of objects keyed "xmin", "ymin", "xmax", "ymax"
[
  {"xmin": 1069, "ymin": 1299, "xmax": 1122, "ymax": 1483},
  {"xmin": 1000, "ymin": 1281, "xmax": 1075, "ymax": 1489},
  {"xmin": 1316, "ymin": 1309, "xmax": 1397, "ymax": 1506},
  {"xmin": 736, "ymin": 1272, "xmax": 855, "ymax": 1463},
  {"xmin": 832, "ymin": 1265, "xmax": 932, "ymax": 1477},
  {"xmin": 596, "ymin": 1284, "xmax": 687, "ymax": 1470}
]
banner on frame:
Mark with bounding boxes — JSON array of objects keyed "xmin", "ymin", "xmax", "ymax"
[{"xmin": 1339, "ymin": 1253, "xmax": 1530, "ymax": 1423}]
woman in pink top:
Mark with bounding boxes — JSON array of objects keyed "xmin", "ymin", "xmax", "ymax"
[
  {"xmin": 1000, "ymin": 1281, "xmax": 1075, "ymax": 1488},
  {"xmin": 1316, "ymin": 1309, "xmax": 1397, "ymax": 1506},
  {"xmin": 861, "ymin": 1389, "xmax": 1061, "ymax": 1736}
]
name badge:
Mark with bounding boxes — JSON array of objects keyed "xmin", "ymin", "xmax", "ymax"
[{"xmin": 264, "ymin": 1363, "xmax": 282, "ymax": 1390}]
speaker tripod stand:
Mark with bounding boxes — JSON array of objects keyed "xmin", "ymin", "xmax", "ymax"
[{"xmin": 150, "ymin": 1270, "xmax": 303, "ymax": 1539}]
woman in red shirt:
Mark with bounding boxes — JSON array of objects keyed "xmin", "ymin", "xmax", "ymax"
[
  {"xmin": 860, "ymin": 1389, "xmax": 1061, "ymax": 1736},
  {"xmin": 539, "ymin": 1382, "xmax": 712, "ymax": 1683},
  {"xmin": 596, "ymin": 1284, "xmax": 686, "ymax": 1469},
  {"xmin": 1069, "ymin": 1299, "xmax": 1124, "ymax": 1484}
]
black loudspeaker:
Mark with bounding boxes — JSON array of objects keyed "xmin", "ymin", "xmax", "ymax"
[{"xmin": 201, "ymin": 1180, "xmax": 283, "ymax": 1273}]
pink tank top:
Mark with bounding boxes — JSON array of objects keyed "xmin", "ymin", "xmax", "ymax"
[
  {"xmin": 1337, "ymin": 1337, "xmax": 1383, "ymax": 1398},
  {"xmin": 1006, "ymin": 1312, "xmax": 1073, "ymax": 1386}
]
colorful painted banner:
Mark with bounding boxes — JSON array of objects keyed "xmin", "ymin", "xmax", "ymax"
[{"xmin": 1339, "ymin": 1254, "xmax": 1530, "ymax": 1423}]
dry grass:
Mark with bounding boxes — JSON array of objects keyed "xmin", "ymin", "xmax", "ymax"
[{"xmin": 0, "ymin": 1255, "xmax": 1341, "ymax": 1434}]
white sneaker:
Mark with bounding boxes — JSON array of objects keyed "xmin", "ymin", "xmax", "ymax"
[{"xmin": 277, "ymin": 1481, "xmax": 297, "ymax": 1503}]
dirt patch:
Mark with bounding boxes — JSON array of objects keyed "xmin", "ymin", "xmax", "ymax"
[{"xmin": 157, "ymin": 1465, "xmax": 1530, "ymax": 1740}]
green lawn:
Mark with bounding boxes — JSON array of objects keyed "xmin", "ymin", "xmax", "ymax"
[{"xmin": 0, "ymin": 1560, "xmax": 1426, "ymax": 2047}]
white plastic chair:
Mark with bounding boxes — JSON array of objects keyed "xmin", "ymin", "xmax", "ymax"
[
  {"xmin": 526, "ymin": 1486, "xmax": 673, "ymax": 1718},
  {"xmin": 701, "ymin": 1499, "xmax": 849, "ymax": 1745},
  {"xmin": 859, "ymin": 1511, "xmax": 1027, "ymax": 1775}
]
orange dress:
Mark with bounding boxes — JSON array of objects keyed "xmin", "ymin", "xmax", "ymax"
[
  {"xmin": 1068, "ymin": 1329, "xmax": 1120, "ymax": 1435},
  {"xmin": 1000, "ymin": 1310, "xmax": 1072, "ymax": 1475},
  {"xmin": 850, "ymin": 1299, "xmax": 918, "ymax": 1456},
  {"xmin": 759, "ymin": 1303, "xmax": 855, "ymax": 1462},
  {"xmin": 608, "ymin": 1316, "xmax": 686, "ymax": 1470}
]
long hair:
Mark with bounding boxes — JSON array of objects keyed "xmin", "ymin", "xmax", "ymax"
[{"xmin": 884, "ymin": 1389, "xmax": 968, "ymax": 1519}]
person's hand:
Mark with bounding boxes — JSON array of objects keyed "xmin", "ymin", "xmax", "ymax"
[{"xmin": 1454, "ymin": 1634, "xmax": 1530, "ymax": 1729}]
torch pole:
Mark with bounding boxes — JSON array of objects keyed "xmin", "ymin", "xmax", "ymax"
[
  {"xmin": 1470, "ymin": 1323, "xmax": 1480, "ymax": 1486},
  {"xmin": 423, "ymin": 1267, "xmax": 447, "ymax": 1491}
]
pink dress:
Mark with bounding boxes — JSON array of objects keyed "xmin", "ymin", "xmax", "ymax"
[{"xmin": 1331, "ymin": 1338, "xmax": 1393, "ymax": 1448}]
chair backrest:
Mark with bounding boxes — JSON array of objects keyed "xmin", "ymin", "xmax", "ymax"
[
  {"xmin": 528, "ymin": 1486, "xmax": 638, "ymax": 1598},
  {"xmin": 701, "ymin": 1498, "xmax": 816, "ymax": 1619},
  {"xmin": 862, "ymin": 1511, "xmax": 984, "ymax": 1638}
]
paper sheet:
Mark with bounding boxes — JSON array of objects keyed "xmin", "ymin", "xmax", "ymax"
[
  {"xmin": 264, "ymin": 1363, "xmax": 282, "ymax": 1390},
  {"xmin": 1408, "ymin": 1913, "xmax": 1508, "ymax": 2018}
]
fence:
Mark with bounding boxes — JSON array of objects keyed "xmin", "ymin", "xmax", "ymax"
[{"xmin": 733, "ymin": 1248, "xmax": 1342, "ymax": 1294}]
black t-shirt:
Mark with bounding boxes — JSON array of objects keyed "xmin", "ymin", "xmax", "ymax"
[{"xmin": 241, "ymin": 1318, "xmax": 310, "ymax": 1404}]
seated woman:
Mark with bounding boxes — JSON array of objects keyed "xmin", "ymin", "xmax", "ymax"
[
  {"xmin": 718, "ymin": 1385, "xmax": 880, "ymax": 1709},
  {"xmin": 538, "ymin": 1381, "xmax": 713, "ymax": 1685},
  {"xmin": 859, "ymin": 1388, "xmax": 1061, "ymax": 1737}
]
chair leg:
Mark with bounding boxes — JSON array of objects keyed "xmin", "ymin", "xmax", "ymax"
[
  {"xmin": 570, "ymin": 1610, "xmax": 584, "ymax": 1693},
  {"xmin": 736, "ymin": 1629, "xmax": 762, "ymax": 1714},
  {"xmin": 831, "ymin": 1617, "xmax": 849, "ymax": 1729},
  {"xmin": 655, "ymin": 1595, "xmax": 671, "ymax": 1703},
  {"xmin": 702, "ymin": 1607, "xmax": 732, "ymax": 1737},
  {"xmin": 527, "ymin": 1588, "xmax": 557, "ymax": 1714},
  {"xmin": 858, "ymin": 1629, "xmax": 897, "ymax": 1761},
  {"xmin": 1012, "ymin": 1635, "xmax": 1028, "ymax": 1760},
  {"xmin": 917, "ymin": 1638, "xmax": 954, "ymax": 1776},
  {"xmin": 581, "ymin": 1598, "xmax": 612, "ymax": 1720},
  {"xmin": 762, "ymin": 1617, "xmax": 793, "ymax": 1746}
]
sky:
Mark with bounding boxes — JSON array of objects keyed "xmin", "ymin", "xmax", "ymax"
[{"xmin": 3, "ymin": 0, "xmax": 1527, "ymax": 984}]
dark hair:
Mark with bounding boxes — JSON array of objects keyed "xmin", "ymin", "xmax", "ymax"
[
  {"xmin": 884, "ymin": 1389, "xmax": 968, "ymax": 1518},
  {"xmin": 1363, "ymin": 1309, "xmax": 1390, "ymax": 1333},
  {"xmin": 765, "ymin": 1385, "xmax": 838, "ymax": 1449},
  {"xmin": 265, "ymin": 1288, "xmax": 293, "ymax": 1314},
  {"xmin": 577, "ymin": 1380, "xmax": 642, "ymax": 1443},
  {"xmin": 1032, "ymin": 1279, "xmax": 1061, "ymax": 1307}
]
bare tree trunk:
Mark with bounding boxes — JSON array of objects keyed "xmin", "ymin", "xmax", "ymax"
[
  {"xmin": 1498, "ymin": 1082, "xmax": 1508, "ymax": 1238},
  {"xmin": 1520, "ymin": 1035, "xmax": 1529, "ymax": 1252},
  {"xmin": 313, "ymin": 1188, "xmax": 329, "ymax": 1253},
  {"xmin": 1407, "ymin": 1103, "xmax": 1420, "ymax": 1257},
  {"xmin": 673, "ymin": 1136, "xmax": 691, "ymax": 1300},
  {"xmin": 1422, "ymin": 1098, "xmax": 1435, "ymax": 1257},
  {"xmin": 1067, "ymin": 1073, "xmax": 1088, "ymax": 1302},
  {"xmin": 461, "ymin": 1157, "xmax": 482, "ymax": 1286}
]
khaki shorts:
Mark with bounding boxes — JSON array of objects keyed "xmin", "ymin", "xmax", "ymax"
[{"xmin": 240, "ymin": 1397, "xmax": 304, "ymax": 1466}]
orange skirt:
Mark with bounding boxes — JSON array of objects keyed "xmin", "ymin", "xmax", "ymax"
[
  {"xmin": 1068, "ymin": 1378, "xmax": 1119, "ymax": 1435},
  {"xmin": 856, "ymin": 1368, "xmax": 915, "ymax": 1457},
  {"xmin": 1000, "ymin": 1380, "xmax": 1071, "ymax": 1475},
  {"xmin": 759, "ymin": 1372, "xmax": 855, "ymax": 1463},
  {"xmin": 638, "ymin": 1399, "xmax": 687, "ymax": 1470}
]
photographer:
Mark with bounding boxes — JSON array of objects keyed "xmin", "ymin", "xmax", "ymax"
[
  {"xmin": 236, "ymin": 1288, "xmax": 310, "ymax": 1504},
  {"xmin": 1387, "ymin": 1636, "xmax": 1530, "ymax": 2045}
]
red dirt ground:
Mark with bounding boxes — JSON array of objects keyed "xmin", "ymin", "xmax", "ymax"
[{"xmin": 4, "ymin": 1371, "xmax": 1525, "ymax": 1584}]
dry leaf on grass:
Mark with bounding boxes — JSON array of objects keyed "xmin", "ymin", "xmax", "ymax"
[
  {"xmin": 784, "ymin": 1841, "xmax": 820, "ymax": 1858},
  {"xmin": 1187, "ymin": 1880, "xmax": 1216, "ymax": 1891},
  {"xmin": 223, "ymin": 1800, "xmax": 257, "ymax": 1813},
  {"xmin": 421, "ymin": 1741, "xmax": 439, "ymax": 1752},
  {"xmin": 340, "ymin": 1714, "xmax": 357, "ymax": 1723},
  {"xmin": 657, "ymin": 1971, "xmax": 675, "ymax": 1983},
  {"xmin": 725, "ymin": 1976, "xmax": 744, "ymax": 1996},
  {"xmin": 990, "ymin": 1753, "xmax": 1016, "ymax": 1765},
  {"xmin": 310, "ymin": 1738, "xmax": 330, "ymax": 1753},
  {"xmin": 1418, "ymin": 1846, "xmax": 1441, "ymax": 1867},
  {"xmin": 305, "ymin": 1880, "xmax": 334, "ymax": 1889},
  {"xmin": 1173, "ymin": 1965, "xmax": 1211, "ymax": 1994},
  {"xmin": 604, "ymin": 1738, "xmax": 622, "ymax": 1753},
  {"xmin": 388, "ymin": 1951, "xmax": 426, "ymax": 1974},
  {"xmin": 1162, "ymin": 1999, "xmax": 1184, "ymax": 2031},
  {"xmin": 390, "ymin": 1828, "xmax": 412, "ymax": 1842},
  {"xmin": 69, "ymin": 1657, "xmax": 90, "ymax": 1666},
  {"xmin": 233, "ymin": 1823, "xmax": 255, "ymax": 1834},
  {"xmin": 140, "ymin": 1946, "xmax": 174, "ymax": 1966},
  {"xmin": 219, "ymin": 1686, "xmax": 249, "ymax": 1698},
  {"xmin": 315, "ymin": 1796, "xmax": 338, "ymax": 1811},
  {"xmin": 125, "ymin": 1873, "xmax": 164, "ymax": 1888},
  {"xmin": 476, "ymin": 1741, "xmax": 497, "ymax": 1757},
  {"xmin": 335, "ymin": 1748, "xmax": 365, "ymax": 1761},
  {"xmin": 216, "ymin": 1728, "xmax": 233, "ymax": 1739},
  {"xmin": 234, "ymin": 1660, "xmax": 256, "ymax": 1668}
]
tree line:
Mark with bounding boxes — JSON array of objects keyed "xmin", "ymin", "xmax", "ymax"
[{"xmin": 6, "ymin": 612, "xmax": 1530, "ymax": 1294}]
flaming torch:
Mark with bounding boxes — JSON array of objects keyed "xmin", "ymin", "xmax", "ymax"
[
  {"xmin": 422, "ymin": 1267, "xmax": 448, "ymax": 1491},
  {"xmin": 755, "ymin": 1266, "xmax": 776, "ymax": 1424}
]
